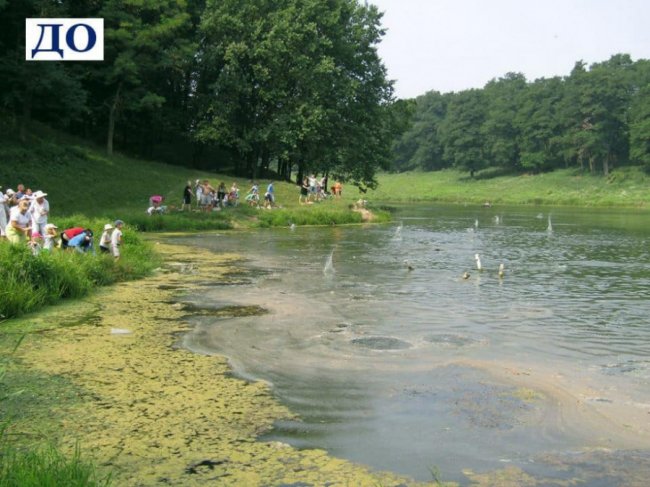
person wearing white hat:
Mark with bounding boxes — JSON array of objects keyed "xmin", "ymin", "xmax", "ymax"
[
  {"xmin": 29, "ymin": 190, "xmax": 50, "ymax": 236},
  {"xmin": 99, "ymin": 223, "xmax": 114, "ymax": 253},
  {"xmin": 43, "ymin": 223, "xmax": 59, "ymax": 251},
  {"xmin": 111, "ymin": 220, "xmax": 124, "ymax": 259}
]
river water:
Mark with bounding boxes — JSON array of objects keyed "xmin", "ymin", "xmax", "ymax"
[{"xmin": 171, "ymin": 204, "xmax": 650, "ymax": 484}]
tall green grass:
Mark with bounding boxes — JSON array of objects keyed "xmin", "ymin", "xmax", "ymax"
[
  {"xmin": 255, "ymin": 205, "xmax": 390, "ymax": 227},
  {"xmin": 0, "ymin": 221, "xmax": 160, "ymax": 319},
  {"xmin": 0, "ymin": 444, "xmax": 112, "ymax": 487}
]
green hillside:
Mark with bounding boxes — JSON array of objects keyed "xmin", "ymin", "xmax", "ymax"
[{"xmin": 371, "ymin": 167, "xmax": 650, "ymax": 208}]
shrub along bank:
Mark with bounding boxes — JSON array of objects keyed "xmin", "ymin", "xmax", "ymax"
[{"xmin": 0, "ymin": 220, "xmax": 159, "ymax": 319}]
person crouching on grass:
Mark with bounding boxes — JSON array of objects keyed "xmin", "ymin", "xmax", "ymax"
[
  {"xmin": 67, "ymin": 229, "xmax": 95, "ymax": 254},
  {"xmin": 111, "ymin": 220, "xmax": 124, "ymax": 260}
]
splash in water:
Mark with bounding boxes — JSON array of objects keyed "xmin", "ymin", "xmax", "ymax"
[
  {"xmin": 323, "ymin": 249, "xmax": 335, "ymax": 276},
  {"xmin": 392, "ymin": 222, "xmax": 403, "ymax": 241}
]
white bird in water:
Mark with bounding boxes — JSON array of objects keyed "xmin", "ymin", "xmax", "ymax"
[
  {"xmin": 498, "ymin": 263, "xmax": 505, "ymax": 279},
  {"xmin": 474, "ymin": 219, "xmax": 479, "ymax": 229},
  {"xmin": 494, "ymin": 215, "xmax": 501, "ymax": 224},
  {"xmin": 546, "ymin": 216, "xmax": 553, "ymax": 234},
  {"xmin": 290, "ymin": 223, "xmax": 296, "ymax": 231},
  {"xmin": 404, "ymin": 260, "xmax": 414, "ymax": 271},
  {"xmin": 475, "ymin": 253, "xmax": 482, "ymax": 271},
  {"xmin": 462, "ymin": 272, "xmax": 471, "ymax": 280}
]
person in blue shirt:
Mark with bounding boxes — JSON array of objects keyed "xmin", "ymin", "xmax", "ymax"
[
  {"xmin": 67, "ymin": 229, "xmax": 95, "ymax": 254},
  {"xmin": 264, "ymin": 181, "xmax": 275, "ymax": 209}
]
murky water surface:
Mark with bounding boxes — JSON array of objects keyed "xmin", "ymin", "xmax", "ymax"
[{"xmin": 171, "ymin": 204, "xmax": 650, "ymax": 484}]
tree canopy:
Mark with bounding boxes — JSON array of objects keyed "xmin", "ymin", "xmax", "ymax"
[
  {"xmin": 0, "ymin": 0, "xmax": 399, "ymax": 187},
  {"xmin": 392, "ymin": 54, "xmax": 650, "ymax": 175}
]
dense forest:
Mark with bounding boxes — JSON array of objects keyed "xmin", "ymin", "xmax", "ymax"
[
  {"xmin": 0, "ymin": 0, "xmax": 408, "ymax": 188},
  {"xmin": 393, "ymin": 54, "xmax": 650, "ymax": 176},
  {"xmin": 3, "ymin": 1, "xmax": 650, "ymax": 185}
]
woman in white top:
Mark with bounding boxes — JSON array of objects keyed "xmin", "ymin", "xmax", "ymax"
[
  {"xmin": 6, "ymin": 199, "xmax": 32, "ymax": 244},
  {"xmin": 29, "ymin": 190, "xmax": 49, "ymax": 235}
]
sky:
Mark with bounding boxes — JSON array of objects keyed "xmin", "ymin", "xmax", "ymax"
[{"xmin": 369, "ymin": 0, "xmax": 650, "ymax": 99}]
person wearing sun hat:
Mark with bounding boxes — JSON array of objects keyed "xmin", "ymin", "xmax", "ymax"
[
  {"xmin": 111, "ymin": 220, "xmax": 124, "ymax": 260},
  {"xmin": 29, "ymin": 190, "xmax": 50, "ymax": 236},
  {"xmin": 43, "ymin": 223, "xmax": 59, "ymax": 251},
  {"xmin": 99, "ymin": 223, "xmax": 114, "ymax": 253}
]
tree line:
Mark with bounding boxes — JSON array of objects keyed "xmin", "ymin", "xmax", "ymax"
[
  {"xmin": 0, "ymin": 0, "xmax": 406, "ymax": 188},
  {"xmin": 393, "ymin": 54, "xmax": 650, "ymax": 176}
]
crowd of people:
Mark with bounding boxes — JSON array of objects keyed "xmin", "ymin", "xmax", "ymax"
[
  {"xmin": 1, "ymin": 183, "xmax": 124, "ymax": 259},
  {"xmin": 177, "ymin": 179, "xmax": 277, "ymax": 212},
  {"xmin": 299, "ymin": 175, "xmax": 342, "ymax": 204},
  {"xmin": 156, "ymin": 177, "xmax": 344, "ymax": 214}
]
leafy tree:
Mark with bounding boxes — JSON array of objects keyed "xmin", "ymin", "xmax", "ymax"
[
  {"xmin": 515, "ymin": 76, "xmax": 566, "ymax": 172},
  {"xmin": 392, "ymin": 91, "xmax": 447, "ymax": 171},
  {"xmin": 629, "ymin": 60, "xmax": 650, "ymax": 168},
  {"xmin": 481, "ymin": 72, "xmax": 526, "ymax": 170},
  {"xmin": 0, "ymin": 0, "xmax": 87, "ymax": 140},
  {"xmin": 438, "ymin": 89, "xmax": 486, "ymax": 175},
  {"xmin": 87, "ymin": 0, "xmax": 193, "ymax": 155},
  {"xmin": 196, "ymin": 0, "xmax": 396, "ymax": 187},
  {"xmin": 560, "ymin": 55, "xmax": 634, "ymax": 175}
]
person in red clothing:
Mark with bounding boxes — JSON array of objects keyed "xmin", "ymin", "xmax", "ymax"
[{"xmin": 60, "ymin": 226, "xmax": 85, "ymax": 249}]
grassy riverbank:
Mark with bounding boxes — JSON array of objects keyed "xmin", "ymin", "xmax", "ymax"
[
  {"xmin": 0, "ymin": 123, "xmax": 372, "ymax": 229},
  {"xmin": 370, "ymin": 167, "xmax": 650, "ymax": 208},
  {"xmin": 0, "ymin": 124, "xmax": 381, "ymax": 316}
]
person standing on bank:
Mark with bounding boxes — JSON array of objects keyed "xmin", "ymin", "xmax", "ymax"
[
  {"xmin": 182, "ymin": 181, "xmax": 193, "ymax": 211},
  {"xmin": 6, "ymin": 199, "xmax": 32, "ymax": 244},
  {"xmin": 111, "ymin": 220, "xmax": 124, "ymax": 260},
  {"xmin": 99, "ymin": 223, "xmax": 114, "ymax": 253},
  {"xmin": 29, "ymin": 190, "xmax": 49, "ymax": 236}
]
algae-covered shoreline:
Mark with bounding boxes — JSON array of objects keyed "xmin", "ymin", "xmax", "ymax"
[
  {"xmin": 2, "ymin": 240, "xmax": 432, "ymax": 486},
  {"xmin": 6, "ymin": 237, "xmax": 650, "ymax": 486}
]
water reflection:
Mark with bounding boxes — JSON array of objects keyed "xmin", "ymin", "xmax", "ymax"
[{"xmin": 171, "ymin": 204, "xmax": 650, "ymax": 485}]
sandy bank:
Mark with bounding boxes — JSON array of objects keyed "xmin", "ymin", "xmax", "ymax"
[{"xmin": 6, "ymin": 241, "xmax": 431, "ymax": 486}]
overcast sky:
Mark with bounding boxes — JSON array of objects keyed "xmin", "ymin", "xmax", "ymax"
[{"xmin": 369, "ymin": 0, "xmax": 650, "ymax": 99}]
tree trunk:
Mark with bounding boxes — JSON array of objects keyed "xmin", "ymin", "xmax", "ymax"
[
  {"xmin": 603, "ymin": 152, "xmax": 611, "ymax": 176},
  {"xmin": 107, "ymin": 84, "xmax": 122, "ymax": 156},
  {"xmin": 260, "ymin": 147, "xmax": 270, "ymax": 177},
  {"xmin": 296, "ymin": 157, "xmax": 305, "ymax": 185}
]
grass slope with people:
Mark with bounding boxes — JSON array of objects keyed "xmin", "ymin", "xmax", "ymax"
[{"xmin": 0, "ymin": 124, "xmax": 378, "ymax": 318}]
